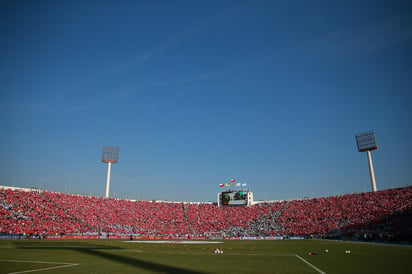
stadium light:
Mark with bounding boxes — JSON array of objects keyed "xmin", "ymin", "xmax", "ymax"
[
  {"xmin": 355, "ymin": 131, "xmax": 378, "ymax": 192},
  {"xmin": 102, "ymin": 146, "xmax": 119, "ymax": 198}
]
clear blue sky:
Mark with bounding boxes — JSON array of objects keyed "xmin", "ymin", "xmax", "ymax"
[{"xmin": 1, "ymin": 0, "xmax": 411, "ymax": 202}]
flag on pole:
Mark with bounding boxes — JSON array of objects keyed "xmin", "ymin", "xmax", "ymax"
[
  {"xmin": 242, "ymin": 183, "xmax": 247, "ymax": 187},
  {"xmin": 225, "ymin": 183, "xmax": 230, "ymax": 187},
  {"xmin": 236, "ymin": 183, "xmax": 240, "ymax": 187},
  {"xmin": 219, "ymin": 184, "xmax": 224, "ymax": 187},
  {"xmin": 230, "ymin": 179, "xmax": 235, "ymax": 182}
]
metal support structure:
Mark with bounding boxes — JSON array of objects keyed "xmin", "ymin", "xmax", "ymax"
[
  {"xmin": 102, "ymin": 146, "xmax": 119, "ymax": 199},
  {"xmin": 105, "ymin": 162, "xmax": 112, "ymax": 198},
  {"xmin": 366, "ymin": 150, "xmax": 377, "ymax": 192},
  {"xmin": 355, "ymin": 131, "xmax": 378, "ymax": 193}
]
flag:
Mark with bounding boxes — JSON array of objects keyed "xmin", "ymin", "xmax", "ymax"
[
  {"xmin": 236, "ymin": 183, "xmax": 241, "ymax": 187},
  {"xmin": 242, "ymin": 183, "xmax": 247, "ymax": 187},
  {"xmin": 230, "ymin": 179, "xmax": 235, "ymax": 182},
  {"xmin": 225, "ymin": 183, "xmax": 230, "ymax": 187},
  {"xmin": 219, "ymin": 184, "xmax": 224, "ymax": 187}
]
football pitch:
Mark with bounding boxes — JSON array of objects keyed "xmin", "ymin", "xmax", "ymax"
[{"xmin": 0, "ymin": 239, "xmax": 411, "ymax": 273}]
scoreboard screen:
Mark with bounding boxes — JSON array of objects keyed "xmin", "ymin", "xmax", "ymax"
[{"xmin": 221, "ymin": 191, "xmax": 248, "ymax": 206}]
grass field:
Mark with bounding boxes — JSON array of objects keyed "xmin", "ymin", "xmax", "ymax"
[{"xmin": 0, "ymin": 239, "xmax": 411, "ymax": 273}]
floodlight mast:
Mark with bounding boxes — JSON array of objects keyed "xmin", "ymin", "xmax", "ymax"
[
  {"xmin": 105, "ymin": 162, "xmax": 112, "ymax": 198},
  {"xmin": 102, "ymin": 146, "xmax": 119, "ymax": 198},
  {"xmin": 366, "ymin": 150, "xmax": 377, "ymax": 192},
  {"xmin": 355, "ymin": 131, "xmax": 378, "ymax": 192}
]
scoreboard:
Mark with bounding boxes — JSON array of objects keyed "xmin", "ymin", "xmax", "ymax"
[{"xmin": 217, "ymin": 190, "xmax": 253, "ymax": 206}]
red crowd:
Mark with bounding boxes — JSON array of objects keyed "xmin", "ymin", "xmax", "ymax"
[
  {"xmin": 1, "ymin": 186, "xmax": 411, "ymax": 238},
  {"xmin": 272, "ymin": 187, "xmax": 412, "ymax": 236}
]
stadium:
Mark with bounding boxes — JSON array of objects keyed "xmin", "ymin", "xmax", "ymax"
[
  {"xmin": 2, "ymin": 1, "xmax": 412, "ymax": 273},
  {"xmin": 1, "ymin": 138, "xmax": 412, "ymax": 273},
  {"xmin": 1, "ymin": 184, "xmax": 412, "ymax": 241},
  {"xmin": 1, "ymin": 181, "xmax": 411, "ymax": 273}
]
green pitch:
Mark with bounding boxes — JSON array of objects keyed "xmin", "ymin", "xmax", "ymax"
[{"xmin": 0, "ymin": 239, "xmax": 411, "ymax": 273}]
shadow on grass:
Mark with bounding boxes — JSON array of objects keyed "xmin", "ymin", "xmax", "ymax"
[
  {"xmin": 16, "ymin": 242, "xmax": 204, "ymax": 274},
  {"xmin": 79, "ymin": 247, "xmax": 204, "ymax": 274}
]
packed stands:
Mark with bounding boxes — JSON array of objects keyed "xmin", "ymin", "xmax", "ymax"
[{"xmin": 1, "ymin": 185, "xmax": 411, "ymax": 242}]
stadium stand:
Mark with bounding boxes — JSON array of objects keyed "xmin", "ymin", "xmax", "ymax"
[{"xmin": 1, "ymin": 186, "xmax": 411, "ymax": 242}]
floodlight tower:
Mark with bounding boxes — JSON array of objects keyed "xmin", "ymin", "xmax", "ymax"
[
  {"xmin": 102, "ymin": 146, "xmax": 119, "ymax": 198},
  {"xmin": 355, "ymin": 131, "xmax": 378, "ymax": 192}
]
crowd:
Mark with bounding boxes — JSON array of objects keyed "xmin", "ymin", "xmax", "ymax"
[
  {"xmin": 1, "ymin": 186, "xmax": 411, "ymax": 239},
  {"xmin": 270, "ymin": 187, "xmax": 412, "ymax": 237}
]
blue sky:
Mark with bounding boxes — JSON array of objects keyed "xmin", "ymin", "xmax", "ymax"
[{"xmin": 1, "ymin": 0, "xmax": 411, "ymax": 202}]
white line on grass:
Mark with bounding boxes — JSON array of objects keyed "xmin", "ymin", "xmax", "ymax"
[
  {"xmin": 103, "ymin": 248, "xmax": 325, "ymax": 272},
  {"xmin": 127, "ymin": 240, "xmax": 223, "ymax": 244},
  {"xmin": 323, "ymin": 239, "xmax": 412, "ymax": 248},
  {"xmin": 295, "ymin": 255, "xmax": 326, "ymax": 274},
  {"xmin": 99, "ymin": 249, "xmax": 143, "ymax": 253},
  {"xmin": 128, "ymin": 252, "xmax": 326, "ymax": 274},
  {"xmin": 96, "ymin": 249, "xmax": 327, "ymax": 273},
  {"xmin": 0, "ymin": 259, "xmax": 79, "ymax": 274},
  {"xmin": 3, "ymin": 245, "xmax": 100, "ymax": 249}
]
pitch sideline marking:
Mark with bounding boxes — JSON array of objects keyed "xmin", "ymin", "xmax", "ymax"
[
  {"xmin": 0, "ymin": 245, "xmax": 103, "ymax": 249},
  {"xmin": 295, "ymin": 255, "xmax": 326, "ymax": 274},
  {"xmin": 126, "ymin": 240, "xmax": 223, "ymax": 244},
  {"xmin": 0, "ymin": 259, "xmax": 79, "ymax": 274},
  {"xmin": 100, "ymin": 249, "xmax": 327, "ymax": 273}
]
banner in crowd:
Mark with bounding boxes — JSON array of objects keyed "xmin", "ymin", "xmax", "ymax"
[
  {"xmin": 0, "ymin": 234, "xmax": 27, "ymax": 240},
  {"xmin": 39, "ymin": 235, "xmax": 298, "ymax": 240},
  {"xmin": 289, "ymin": 236, "xmax": 305, "ymax": 240}
]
